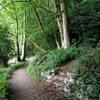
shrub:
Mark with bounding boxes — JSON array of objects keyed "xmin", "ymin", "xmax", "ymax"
[
  {"xmin": 71, "ymin": 46, "xmax": 100, "ymax": 100},
  {"xmin": 0, "ymin": 68, "xmax": 12, "ymax": 79},
  {"xmin": 39, "ymin": 45, "xmax": 78, "ymax": 71},
  {"xmin": 70, "ymin": 1, "xmax": 100, "ymax": 44},
  {"xmin": 0, "ymin": 25, "xmax": 14, "ymax": 67},
  {"xmin": 0, "ymin": 77, "xmax": 8, "ymax": 100},
  {"xmin": 10, "ymin": 62, "xmax": 25, "ymax": 71},
  {"xmin": 27, "ymin": 59, "xmax": 45, "ymax": 82},
  {"xmin": 0, "ymin": 68, "xmax": 11, "ymax": 100}
]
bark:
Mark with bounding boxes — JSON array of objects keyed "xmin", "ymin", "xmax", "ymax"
[
  {"xmin": 61, "ymin": 0, "xmax": 70, "ymax": 49},
  {"xmin": 54, "ymin": 33, "xmax": 61, "ymax": 49},
  {"xmin": 21, "ymin": 7, "xmax": 27, "ymax": 61},
  {"xmin": 54, "ymin": 0, "xmax": 70, "ymax": 49},
  {"xmin": 21, "ymin": 34, "xmax": 26, "ymax": 61},
  {"xmin": 56, "ymin": 18, "xmax": 64, "ymax": 48},
  {"xmin": 54, "ymin": 0, "xmax": 64, "ymax": 48},
  {"xmin": 16, "ymin": 19, "xmax": 21, "ymax": 61}
]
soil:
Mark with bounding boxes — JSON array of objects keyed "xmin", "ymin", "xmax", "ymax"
[{"xmin": 8, "ymin": 67, "xmax": 61, "ymax": 100}]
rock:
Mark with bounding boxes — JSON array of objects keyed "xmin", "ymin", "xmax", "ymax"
[
  {"xmin": 53, "ymin": 80, "xmax": 64, "ymax": 87},
  {"xmin": 69, "ymin": 78, "xmax": 74, "ymax": 83},
  {"xmin": 59, "ymin": 76, "xmax": 65, "ymax": 81},
  {"xmin": 8, "ymin": 57, "xmax": 17, "ymax": 64},
  {"xmin": 47, "ymin": 75, "xmax": 53, "ymax": 80},
  {"xmin": 60, "ymin": 72, "xmax": 65, "ymax": 76},
  {"xmin": 63, "ymin": 85, "xmax": 70, "ymax": 92},
  {"xmin": 52, "ymin": 75, "xmax": 59, "ymax": 80},
  {"xmin": 64, "ymin": 77, "xmax": 69, "ymax": 84},
  {"xmin": 66, "ymin": 72, "xmax": 73, "ymax": 77}
]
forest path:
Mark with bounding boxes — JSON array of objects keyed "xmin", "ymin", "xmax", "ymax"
[{"xmin": 8, "ymin": 58, "xmax": 61, "ymax": 100}]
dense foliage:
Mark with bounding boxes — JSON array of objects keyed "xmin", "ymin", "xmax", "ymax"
[
  {"xmin": 0, "ymin": 25, "xmax": 14, "ymax": 66},
  {"xmin": 0, "ymin": 0, "xmax": 99, "ymax": 100},
  {"xmin": 38, "ymin": 46, "xmax": 78, "ymax": 70},
  {"xmin": 69, "ymin": 1, "xmax": 100, "ymax": 44},
  {"xmin": 70, "ymin": 44, "xmax": 100, "ymax": 100}
]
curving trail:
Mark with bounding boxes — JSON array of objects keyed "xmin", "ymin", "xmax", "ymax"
[{"xmin": 9, "ymin": 63, "xmax": 61, "ymax": 100}]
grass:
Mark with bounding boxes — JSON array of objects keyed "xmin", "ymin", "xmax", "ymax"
[
  {"xmin": 27, "ymin": 58, "xmax": 46, "ymax": 82},
  {"xmin": 27, "ymin": 45, "xmax": 78, "ymax": 82},
  {"xmin": 40, "ymin": 45, "xmax": 78, "ymax": 70},
  {"xmin": 10, "ymin": 62, "xmax": 25, "ymax": 71}
]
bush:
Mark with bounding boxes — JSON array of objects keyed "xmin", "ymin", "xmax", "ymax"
[
  {"xmin": 71, "ymin": 46, "xmax": 100, "ymax": 100},
  {"xmin": 0, "ymin": 77, "xmax": 8, "ymax": 100},
  {"xmin": 0, "ymin": 68, "xmax": 11, "ymax": 100},
  {"xmin": 0, "ymin": 25, "xmax": 14, "ymax": 67},
  {"xmin": 70, "ymin": 1, "xmax": 100, "ymax": 44},
  {"xmin": 27, "ymin": 60, "xmax": 45, "ymax": 82},
  {"xmin": 0, "ymin": 68, "xmax": 12, "ymax": 79},
  {"xmin": 10, "ymin": 62, "xmax": 25, "ymax": 71},
  {"xmin": 39, "ymin": 45, "xmax": 78, "ymax": 71}
]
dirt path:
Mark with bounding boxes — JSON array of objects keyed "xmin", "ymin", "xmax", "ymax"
[{"xmin": 9, "ymin": 65, "xmax": 61, "ymax": 100}]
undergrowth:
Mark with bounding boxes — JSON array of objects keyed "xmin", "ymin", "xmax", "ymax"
[
  {"xmin": 27, "ymin": 43, "xmax": 100, "ymax": 100},
  {"xmin": 27, "ymin": 45, "xmax": 78, "ymax": 81},
  {"xmin": 38, "ymin": 45, "xmax": 78, "ymax": 71},
  {"xmin": 70, "ymin": 44, "xmax": 100, "ymax": 100},
  {"xmin": 27, "ymin": 61, "xmax": 46, "ymax": 82}
]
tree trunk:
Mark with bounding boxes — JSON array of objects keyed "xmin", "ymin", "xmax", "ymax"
[
  {"xmin": 16, "ymin": 19, "xmax": 21, "ymax": 61},
  {"xmin": 21, "ymin": 7, "xmax": 27, "ymax": 61},
  {"xmin": 54, "ymin": 0, "xmax": 70, "ymax": 49},
  {"xmin": 61, "ymin": 0, "xmax": 70, "ymax": 49},
  {"xmin": 54, "ymin": 0, "xmax": 64, "ymax": 48},
  {"xmin": 10, "ymin": 0, "xmax": 21, "ymax": 61},
  {"xmin": 56, "ymin": 18, "xmax": 64, "ymax": 48},
  {"xmin": 21, "ymin": 34, "xmax": 26, "ymax": 61}
]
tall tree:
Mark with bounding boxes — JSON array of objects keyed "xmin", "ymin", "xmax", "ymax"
[{"xmin": 54, "ymin": 0, "xmax": 70, "ymax": 49}]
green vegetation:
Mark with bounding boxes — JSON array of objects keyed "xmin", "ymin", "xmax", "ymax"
[
  {"xmin": 27, "ymin": 43, "xmax": 100, "ymax": 99},
  {"xmin": 39, "ymin": 45, "xmax": 78, "ymax": 70},
  {"xmin": 27, "ymin": 60, "xmax": 45, "ymax": 82},
  {"xmin": 10, "ymin": 62, "xmax": 25, "ymax": 71},
  {"xmin": 0, "ymin": 0, "xmax": 100, "ymax": 100},
  {"xmin": 0, "ymin": 62, "xmax": 25, "ymax": 100},
  {"xmin": 27, "ymin": 45, "xmax": 77, "ymax": 81},
  {"xmin": 0, "ymin": 77, "xmax": 8, "ymax": 100},
  {"xmin": 0, "ymin": 25, "xmax": 14, "ymax": 67},
  {"xmin": 71, "ymin": 45, "xmax": 100, "ymax": 100}
]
